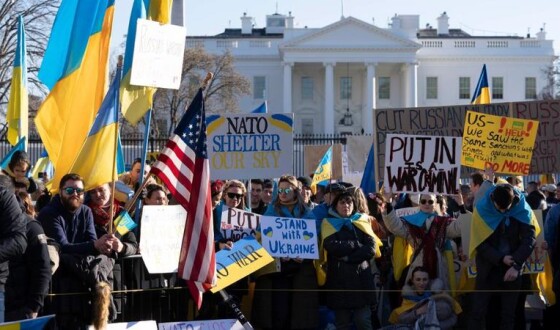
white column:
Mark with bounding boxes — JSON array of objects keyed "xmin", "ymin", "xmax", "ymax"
[
  {"xmin": 406, "ymin": 62, "xmax": 418, "ymax": 107},
  {"xmin": 283, "ymin": 62, "xmax": 293, "ymax": 114},
  {"xmin": 324, "ymin": 62, "xmax": 335, "ymax": 134},
  {"xmin": 363, "ymin": 63, "xmax": 376, "ymax": 134}
]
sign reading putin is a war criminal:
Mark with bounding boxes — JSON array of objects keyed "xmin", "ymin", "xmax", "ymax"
[
  {"xmin": 206, "ymin": 114, "xmax": 293, "ymax": 180},
  {"xmin": 383, "ymin": 134, "xmax": 462, "ymax": 195},
  {"xmin": 220, "ymin": 208, "xmax": 260, "ymax": 242},
  {"xmin": 461, "ymin": 111, "xmax": 539, "ymax": 175}
]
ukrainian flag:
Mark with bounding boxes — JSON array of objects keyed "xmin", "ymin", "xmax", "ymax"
[
  {"xmin": 251, "ymin": 101, "xmax": 267, "ymax": 113},
  {"xmin": 469, "ymin": 185, "xmax": 540, "ymax": 259},
  {"xmin": 310, "ymin": 146, "xmax": 332, "ymax": 194},
  {"xmin": 69, "ymin": 66, "xmax": 121, "ymax": 191},
  {"xmin": 35, "ymin": 0, "xmax": 114, "ymax": 192},
  {"xmin": 360, "ymin": 144, "xmax": 376, "ymax": 196},
  {"xmin": 0, "ymin": 314, "xmax": 54, "ymax": 329},
  {"xmin": 120, "ymin": 0, "xmax": 173, "ymax": 125},
  {"xmin": 6, "ymin": 16, "xmax": 28, "ymax": 148},
  {"xmin": 471, "ymin": 64, "xmax": 491, "ymax": 105},
  {"xmin": 31, "ymin": 149, "xmax": 54, "ymax": 181},
  {"xmin": 0, "ymin": 137, "xmax": 26, "ymax": 170}
]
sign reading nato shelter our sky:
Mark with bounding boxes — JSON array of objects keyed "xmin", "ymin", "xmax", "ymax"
[
  {"xmin": 206, "ymin": 114, "xmax": 293, "ymax": 180},
  {"xmin": 383, "ymin": 134, "xmax": 462, "ymax": 195}
]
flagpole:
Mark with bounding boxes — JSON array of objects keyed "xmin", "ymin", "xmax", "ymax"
[
  {"xmin": 200, "ymin": 71, "xmax": 253, "ymax": 328},
  {"xmin": 133, "ymin": 109, "xmax": 152, "ymax": 227},
  {"xmin": 109, "ymin": 55, "xmax": 123, "ymax": 234}
]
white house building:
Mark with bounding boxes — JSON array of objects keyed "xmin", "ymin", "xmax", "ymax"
[{"xmin": 186, "ymin": 12, "xmax": 556, "ymax": 135}]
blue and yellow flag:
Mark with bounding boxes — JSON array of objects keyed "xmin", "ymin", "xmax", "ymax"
[
  {"xmin": 469, "ymin": 186, "xmax": 540, "ymax": 258},
  {"xmin": 251, "ymin": 101, "xmax": 267, "ymax": 113},
  {"xmin": 0, "ymin": 137, "xmax": 26, "ymax": 170},
  {"xmin": 359, "ymin": 144, "xmax": 376, "ymax": 196},
  {"xmin": 310, "ymin": 146, "xmax": 332, "ymax": 194},
  {"xmin": 471, "ymin": 64, "xmax": 490, "ymax": 105},
  {"xmin": 120, "ymin": 0, "xmax": 173, "ymax": 125},
  {"xmin": 0, "ymin": 314, "xmax": 55, "ymax": 329},
  {"xmin": 114, "ymin": 211, "xmax": 137, "ymax": 236},
  {"xmin": 7, "ymin": 15, "xmax": 28, "ymax": 148},
  {"xmin": 69, "ymin": 66, "xmax": 121, "ymax": 191},
  {"xmin": 35, "ymin": 0, "xmax": 114, "ymax": 192},
  {"xmin": 31, "ymin": 149, "xmax": 54, "ymax": 181}
]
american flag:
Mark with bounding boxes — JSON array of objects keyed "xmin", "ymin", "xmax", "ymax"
[{"xmin": 151, "ymin": 89, "xmax": 216, "ymax": 309}]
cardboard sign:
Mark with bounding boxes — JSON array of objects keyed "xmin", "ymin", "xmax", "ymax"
[
  {"xmin": 140, "ymin": 205, "xmax": 186, "ymax": 274},
  {"xmin": 383, "ymin": 134, "xmax": 461, "ymax": 194},
  {"xmin": 304, "ymin": 144, "xmax": 343, "ymax": 180},
  {"xmin": 159, "ymin": 319, "xmax": 244, "ymax": 330},
  {"xmin": 260, "ymin": 216, "xmax": 319, "ymax": 259},
  {"xmin": 206, "ymin": 114, "xmax": 293, "ymax": 180},
  {"xmin": 220, "ymin": 208, "xmax": 260, "ymax": 241},
  {"xmin": 130, "ymin": 19, "xmax": 186, "ymax": 89},
  {"xmin": 461, "ymin": 111, "xmax": 539, "ymax": 175},
  {"xmin": 375, "ymin": 100, "xmax": 560, "ymax": 177},
  {"xmin": 211, "ymin": 237, "xmax": 274, "ymax": 292}
]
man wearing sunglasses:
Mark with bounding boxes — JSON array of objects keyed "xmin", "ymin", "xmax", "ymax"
[{"xmin": 38, "ymin": 173, "xmax": 117, "ymax": 327}]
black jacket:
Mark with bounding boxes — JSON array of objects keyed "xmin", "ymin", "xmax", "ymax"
[
  {"xmin": 0, "ymin": 187, "xmax": 27, "ymax": 291},
  {"xmin": 324, "ymin": 216, "xmax": 376, "ymax": 310},
  {"xmin": 5, "ymin": 218, "xmax": 52, "ymax": 319}
]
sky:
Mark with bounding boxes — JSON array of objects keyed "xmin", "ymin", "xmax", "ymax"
[{"xmin": 111, "ymin": 0, "xmax": 559, "ymax": 54}]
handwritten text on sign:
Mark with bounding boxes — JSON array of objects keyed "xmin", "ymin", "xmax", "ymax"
[
  {"xmin": 159, "ymin": 319, "xmax": 244, "ymax": 330},
  {"xmin": 260, "ymin": 216, "xmax": 319, "ymax": 259},
  {"xmin": 140, "ymin": 205, "xmax": 186, "ymax": 274},
  {"xmin": 383, "ymin": 134, "xmax": 462, "ymax": 194},
  {"xmin": 220, "ymin": 208, "xmax": 260, "ymax": 241},
  {"xmin": 206, "ymin": 114, "xmax": 293, "ymax": 180},
  {"xmin": 461, "ymin": 111, "xmax": 539, "ymax": 175},
  {"xmin": 211, "ymin": 237, "xmax": 273, "ymax": 292}
]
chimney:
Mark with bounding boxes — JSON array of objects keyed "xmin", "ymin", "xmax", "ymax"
[
  {"xmin": 437, "ymin": 11, "xmax": 449, "ymax": 35},
  {"xmin": 241, "ymin": 13, "xmax": 252, "ymax": 35},
  {"xmin": 286, "ymin": 11, "xmax": 294, "ymax": 29}
]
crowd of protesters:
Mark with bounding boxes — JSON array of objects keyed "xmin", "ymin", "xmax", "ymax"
[{"xmin": 1, "ymin": 150, "xmax": 560, "ymax": 329}]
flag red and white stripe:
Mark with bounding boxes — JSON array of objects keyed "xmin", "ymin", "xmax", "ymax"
[{"xmin": 151, "ymin": 89, "xmax": 216, "ymax": 309}]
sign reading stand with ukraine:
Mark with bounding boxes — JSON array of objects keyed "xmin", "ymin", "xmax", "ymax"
[
  {"xmin": 206, "ymin": 114, "xmax": 293, "ymax": 180},
  {"xmin": 260, "ymin": 216, "xmax": 319, "ymax": 259}
]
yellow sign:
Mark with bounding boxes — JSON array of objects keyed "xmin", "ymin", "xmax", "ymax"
[
  {"xmin": 461, "ymin": 111, "xmax": 539, "ymax": 175},
  {"xmin": 211, "ymin": 237, "xmax": 274, "ymax": 293}
]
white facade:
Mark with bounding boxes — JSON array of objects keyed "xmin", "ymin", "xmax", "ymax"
[{"xmin": 186, "ymin": 12, "xmax": 556, "ymax": 135}]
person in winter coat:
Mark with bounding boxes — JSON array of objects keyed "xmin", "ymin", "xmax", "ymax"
[
  {"xmin": 389, "ymin": 266, "xmax": 461, "ymax": 329},
  {"xmin": 321, "ymin": 190, "xmax": 381, "ymax": 330},
  {"xmin": 252, "ymin": 175, "xmax": 319, "ymax": 329}
]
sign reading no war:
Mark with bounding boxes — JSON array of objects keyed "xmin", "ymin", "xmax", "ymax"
[{"xmin": 206, "ymin": 114, "xmax": 293, "ymax": 180}]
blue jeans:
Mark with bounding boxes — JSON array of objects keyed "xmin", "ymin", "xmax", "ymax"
[{"xmin": 0, "ymin": 290, "xmax": 4, "ymax": 323}]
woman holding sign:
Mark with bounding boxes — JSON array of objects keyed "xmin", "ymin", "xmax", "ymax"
[
  {"xmin": 253, "ymin": 175, "xmax": 319, "ymax": 330},
  {"xmin": 320, "ymin": 190, "xmax": 381, "ymax": 329},
  {"xmin": 383, "ymin": 190, "xmax": 464, "ymax": 294}
]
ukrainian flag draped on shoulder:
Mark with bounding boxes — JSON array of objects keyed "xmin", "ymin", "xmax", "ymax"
[
  {"xmin": 471, "ymin": 64, "xmax": 490, "ymax": 105},
  {"xmin": 469, "ymin": 185, "xmax": 539, "ymax": 258},
  {"xmin": 7, "ymin": 15, "xmax": 28, "ymax": 148},
  {"xmin": 35, "ymin": 0, "xmax": 114, "ymax": 192},
  {"xmin": 120, "ymin": 0, "xmax": 173, "ymax": 125},
  {"xmin": 310, "ymin": 146, "xmax": 332, "ymax": 194},
  {"xmin": 69, "ymin": 66, "xmax": 121, "ymax": 191}
]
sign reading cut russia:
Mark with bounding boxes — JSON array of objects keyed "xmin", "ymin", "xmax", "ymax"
[
  {"xmin": 461, "ymin": 111, "xmax": 539, "ymax": 175},
  {"xmin": 206, "ymin": 114, "xmax": 293, "ymax": 180}
]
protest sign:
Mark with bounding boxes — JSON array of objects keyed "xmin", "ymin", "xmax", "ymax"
[
  {"xmin": 461, "ymin": 111, "xmax": 539, "ymax": 175},
  {"xmin": 383, "ymin": 134, "xmax": 461, "ymax": 194},
  {"xmin": 206, "ymin": 114, "xmax": 293, "ymax": 180},
  {"xmin": 395, "ymin": 207, "xmax": 419, "ymax": 218},
  {"xmin": 130, "ymin": 19, "xmax": 186, "ymax": 89},
  {"xmin": 211, "ymin": 237, "xmax": 273, "ymax": 292},
  {"xmin": 260, "ymin": 216, "xmax": 319, "ymax": 259},
  {"xmin": 140, "ymin": 205, "xmax": 186, "ymax": 274},
  {"xmin": 159, "ymin": 319, "xmax": 244, "ymax": 330},
  {"xmin": 220, "ymin": 208, "xmax": 260, "ymax": 241},
  {"xmin": 97, "ymin": 321, "xmax": 157, "ymax": 330},
  {"xmin": 375, "ymin": 100, "xmax": 560, "ymax": 176}
]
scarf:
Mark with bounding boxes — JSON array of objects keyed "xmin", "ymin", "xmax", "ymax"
[{"xmin": 88, "ymin": 200, "xmax": 121, "ymax": 227}]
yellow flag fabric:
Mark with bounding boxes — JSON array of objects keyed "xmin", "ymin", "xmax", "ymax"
[
  {"xmin": 310, "ymin": 146, "xmax": 332, "ymax": 195},
  {"xmin": 120, "ymin": 0, "xmax": 173, "ymax": 125},
  {"xmin": 35, "ymin": 0, "xmax": 114, "ymax": 192},
  {"xmin": 7, "ymin": 16, "xmax": 28, "ymax": 147}
]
